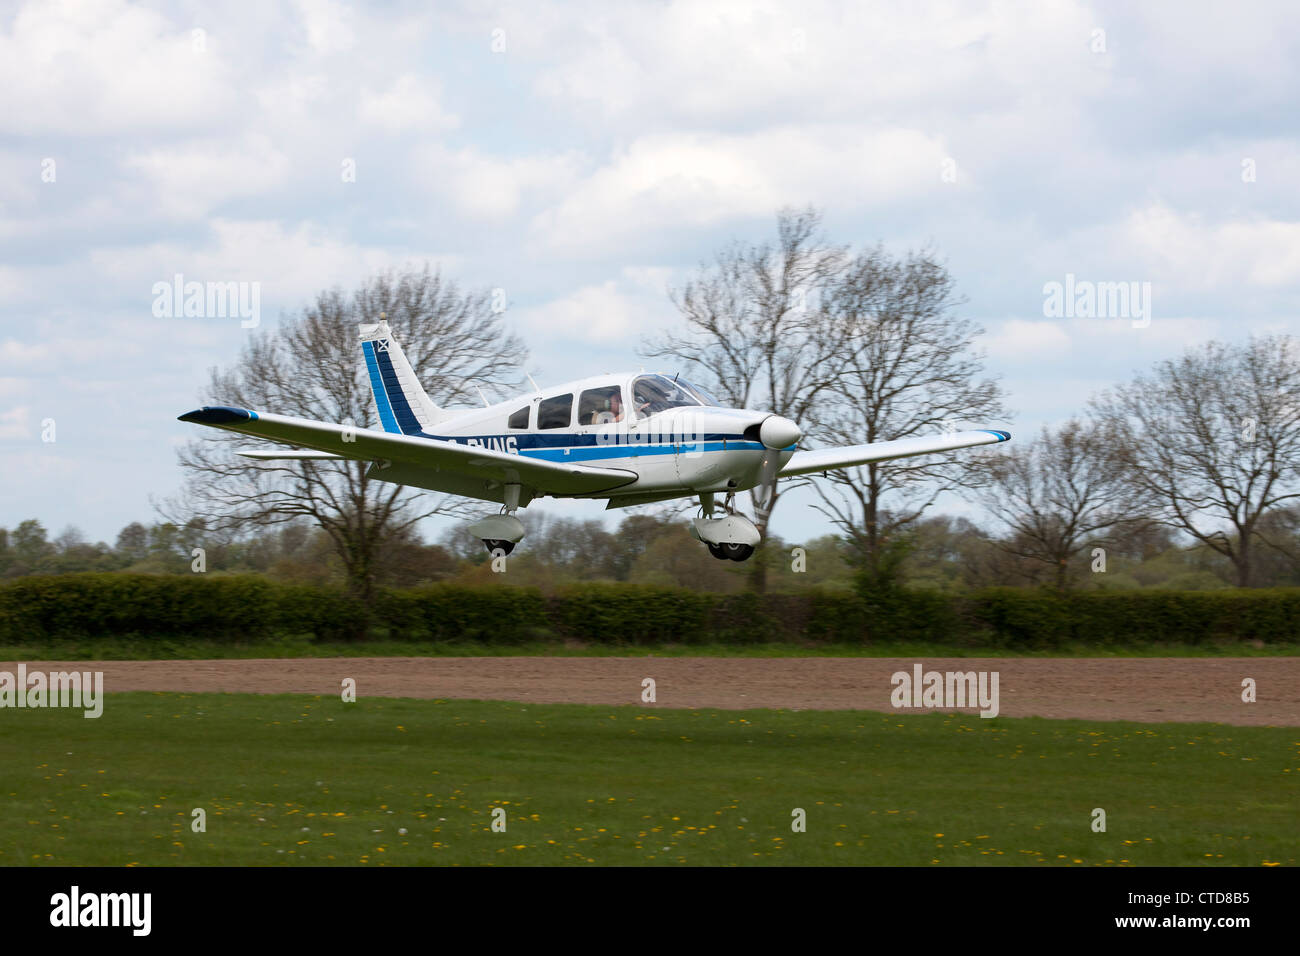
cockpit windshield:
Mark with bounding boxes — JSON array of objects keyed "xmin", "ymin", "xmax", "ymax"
[
  {"xmin": 631, "ymin": 374, "xmax": 702, "ymax": 417},
  {"xmin": 679, "ymin": 379, "xmax": 720, "ymax": 407}
]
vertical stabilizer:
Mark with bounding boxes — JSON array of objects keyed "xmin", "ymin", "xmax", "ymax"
[{"xmin": 358, "ymin": 320, "xmax": 445, "ymax": 434}]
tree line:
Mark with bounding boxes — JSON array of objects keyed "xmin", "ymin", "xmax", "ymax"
[
  {"xmin": 142, "ymin": 208, "xmax": 1300, "ymax": 596},
  {"xmin": 6, "ymin": 503, "xmax": 1300, "ymax": 593}
]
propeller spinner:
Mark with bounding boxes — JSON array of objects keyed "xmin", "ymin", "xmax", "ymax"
[
  {"xmin": 754, "ymin": 415, "xmax": 800, "ymax": 517},
  {"xmin": 758, "ymin": 415, "xmax": 801, "ymax": 450}
]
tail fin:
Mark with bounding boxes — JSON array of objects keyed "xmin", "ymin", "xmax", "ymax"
[{"xmin": 358, "ymin": 320, "xmax": 446, "ymax": 434}]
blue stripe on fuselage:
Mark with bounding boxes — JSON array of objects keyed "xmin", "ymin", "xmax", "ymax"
[
  {"xmin": 522, "ymin": 440, "xmax": 759, "ymax": 462},
  {"xmin": 441, "ymin": 432, "xmax": 760, "ymax": 449},
  {"xmin": 399, "ymin": 430, "xmax": 766, "ymax": 462}
]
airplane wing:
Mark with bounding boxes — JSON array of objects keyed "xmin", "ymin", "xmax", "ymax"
[
  {"xmin": 780, "ymin": 429, "xmax": 1010, "ymax": 478},
  {"xmin": 178, "ymin": 405, "xmax": 638, "ymax": 496}
]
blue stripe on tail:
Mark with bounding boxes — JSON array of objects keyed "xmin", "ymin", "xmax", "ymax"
[
  {"xmin": 372, "ymin": 346, "xmax": 424, "ymax": 435},
  {"xmin": 362, "ymin": 341, "xmax": 400, "ymax": 433}
]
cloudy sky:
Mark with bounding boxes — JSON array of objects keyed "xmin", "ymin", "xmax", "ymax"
[{"xmin": 3, "ymin": 0, "xmax": 1299, "ymax": 547}]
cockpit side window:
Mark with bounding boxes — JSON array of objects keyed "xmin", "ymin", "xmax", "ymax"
[
  {"xmin": 631, "ymin": 374, "xmax": 701, "ymax": 418},
  {"xmin": 538, "ymin": 393, "xmax": 573, "ymax": 429},
  {"xmin": 507, "ymin": 406, "xmax": 530, "ymax": 429},
  {"xmin": 578, "ymin": 386, "xmax": 624, "ymax": 425}
]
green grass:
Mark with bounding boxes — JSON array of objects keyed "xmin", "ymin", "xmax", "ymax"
[
  {"xmin": 3, "ymin": 637, "xmax": 1298, "ymax": 660},
  {"xmin": 2, "ymin": 692, "xmax": 1296, "ymax": 866}
]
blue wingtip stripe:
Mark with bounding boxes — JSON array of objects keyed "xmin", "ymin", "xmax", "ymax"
[{"xmin": 178, "ymin": 406, "xmax": 258, "ymax": 425}]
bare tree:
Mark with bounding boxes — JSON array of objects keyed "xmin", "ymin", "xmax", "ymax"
[
  {"xmin": 641, "ymin": 206, "xmax": 851, "ymax": 590},
  {"xmin": 1090, "ymin": 335, "xmax": 1300, "ymax": 587},
  {"xmin": 976, "ymin": 419, "xmax": 1136, "ymax": 589},
  {"xmin": 167, "ymin": 265, "xmax": 527, "ymax": 601},
  {"xmin": 1253, "ymin": 505, "xmax": 1300, "ymax": 586},
  {"xmin": 810, "ymin": 245, "xmax": 1009, "ymax": 580}
]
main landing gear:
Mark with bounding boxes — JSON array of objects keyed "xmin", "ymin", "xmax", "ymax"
[
  {"xmin": 468, "ymin": 483, "xmax": 526, "ymax": 556},
  {"xmin": 707, "ymin": 540, "xmax": 755, "ymax": 562},
  {"xmin": 691, "ymin": 492, "xmax": 759, "ymax": 562}
]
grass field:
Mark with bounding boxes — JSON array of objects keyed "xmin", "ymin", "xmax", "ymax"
[
  {"xmin": 1, "ymin": 692, "xmax": 1296, "ymax": 866},
  {"xmin": 3, "ymin": 638, "xmax": 1298, "ymax": 660}
]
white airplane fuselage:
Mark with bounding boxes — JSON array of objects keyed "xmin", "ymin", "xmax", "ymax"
[{"xmin": 381, "ymin": 370, "xmax": 792, "ymax": 507}]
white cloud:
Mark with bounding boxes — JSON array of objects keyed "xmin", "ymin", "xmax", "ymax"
[
  {"xmin": 0, "ymin": 265, "xmax": 27, "ymax": 303},
  {"xmin": 984, "ymin": 318, "xmax": 1073, "ymax": 359},
  {"xmin": 417, "ymin": 145, "xmax": 583, "ymax": 220},
  {"xmin": 0, "ymin": 0, "xmax": 236, "ymax": 135},
  {"xmin": 0, "ymin": 404, "xmax": 30, "ymax": 439},
  {"xmin": 121, "ymin": 136, "xmax": 293, "ymax": 220},
  {"xmin": 293, "ymin": 0, "xmax": 355, "ymax": 55},
  {"xmin": 0, "ymin": 341, "xmax": 50, "ymax": 365},
  {"xmin": 359, "ymin": 74, "xmax": 459, "ymax": 133},
  {"xmin": 511, "ymin": 270, "xmax": 670, "ymax": 344},
  {"xmin": 528, "ymin": 126, "xmax": 947, "ymax": 255},
  {"xmin": 252, "ymin": 71, "xmax": 331, "ymax": 122},
  {"xmin": 87, "ymin": 218, "xmax": 462, "ymax": 308},
  {"xmin": 1123, "ymin": 204, "xmax": 1300, "ymax": 291},
  {"xmin": 525, "ymin": 0, "xmax": 1102, "ymax": 128}
]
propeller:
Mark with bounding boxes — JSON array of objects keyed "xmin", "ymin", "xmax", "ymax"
[{"xmin": 751, "ymin": 415, "xmax": 800, "ymax": 519}]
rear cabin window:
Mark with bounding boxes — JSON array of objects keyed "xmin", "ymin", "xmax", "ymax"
[
  {"xmin": 578, "ymin": 386, "xmax": 624, "ymax": 425},
  {"xmin": 538, "ymin": 394, "xmax": 573, "ymax": 429},
  {"xmin": 507, "ymin": 406, "xmax": 529, "ymax": 429}
]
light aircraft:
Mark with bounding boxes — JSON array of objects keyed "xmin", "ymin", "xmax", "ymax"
[{"xmin": 179, "ymin": 319, "xmax": 1011, "ymax": 561}]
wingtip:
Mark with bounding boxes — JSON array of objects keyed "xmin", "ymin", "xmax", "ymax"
[{"xmin": 178, "ymin": 406, "xmax": 259, "ymax": 425}]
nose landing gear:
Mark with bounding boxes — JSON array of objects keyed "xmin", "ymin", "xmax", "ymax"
[{"xmin": 468, "ymin": 483, "xmax": 526, "ymax": 556}]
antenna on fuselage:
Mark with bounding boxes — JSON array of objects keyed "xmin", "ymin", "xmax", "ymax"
[
  {"xmin": 473, "ymin": 384, "xmax": 490, "ymax": 407},
  {"xmin": 526, "ymin": 373, "xmax": 541, "ymax": 395}
]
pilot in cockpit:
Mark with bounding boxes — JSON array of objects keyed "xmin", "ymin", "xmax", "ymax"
[
  {"xmin": 633, "ymin": 380, "xmax": 657, "ymax": 417},
  {"xmin": 593, "ymin": 391, "xmax": 624, "ymax": 424},
  {"xmin": 589, "ymin": 388, "xmax": 625, "ymax": 425}
]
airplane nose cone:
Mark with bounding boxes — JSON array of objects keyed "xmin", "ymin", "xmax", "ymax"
[{"xmin": 759, "ymin": 415, "xmax": 801, "ymax": 449}]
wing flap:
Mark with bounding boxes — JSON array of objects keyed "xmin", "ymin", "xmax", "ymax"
[
  {"xmin": 780, "ymin": 429, "xmax": 1010, "ymax": 477},
  {"xmin": 236, "ymin": 449, "xmax": 346, "ymax": 460},
  {"xmin": 179, "ymin": 405, "xmax": 637, "ymax": 495}
]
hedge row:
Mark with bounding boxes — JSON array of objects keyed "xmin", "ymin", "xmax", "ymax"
[
  {"xmin": 2, "ymin": 574, "xmax": 1300, "ymax": 647},
  {"xmin": 0, "ymin": 574, "xmax": 369, "ymax": 643}
]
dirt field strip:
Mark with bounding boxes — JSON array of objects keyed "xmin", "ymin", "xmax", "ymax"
[{"xmin": 7, "ymin": 656, "xmax": 1299, "ymax": 726}]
